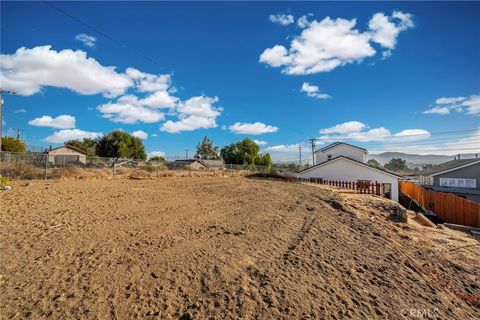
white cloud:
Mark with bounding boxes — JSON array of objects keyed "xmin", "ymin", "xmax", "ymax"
[
  {"xmin": 151, "ymin": 133, "xmax": 158, "ymax": 137},
  {"xmin": 75, "ymin": 34, "xmax": 97, "ymax": 48},
  {"xmin": 463, "ymin": 95, "xmax": 480, "ymax": 115},
  {"xmin": 253, "ymin": 139, "xmax": 267, "ymax": 146},
  {"xmin": 260, "ymin": 11, "xmax": 413, "ymax": 75},
  {"xmin": 44, "ymin": 129, "xmax": 102, "ymax": 143},
  {"xmin": 423, "ymin": 106, "xmax": 451, "ymax": 115},
  {"xmin": 320, "ymin": 121, "xmax": 367, "ymax": 134},
  {"xmin": 370, "ymin": 128, "xmax": 480, "ymax": 156},
  {"xmin": 435, "ymin": 96, "xmax": 465, "ymax": 105},
  {"xmin": 97, "ymin": 95, "xmax": 165, "ymax": 124},
  {"xmin": 368, "ymin": 11, "xmax": 413, "ymax": 55},
  {"xmin": 297, "ymin": 14, "xmax": 313, "ymax": 28},
  {"xmin": 126, "ymin": 67, "xmax": 172, "ymax": 93},
  {"xmin": 269, "ymin": 14, "xmax": 294, "ymax": 26},
  {"xmin": 301, "ymin": 82, "xmax": 331, "ymax": 99},
  {"xmin": 319, "ymin": 121, "xmax": 430, "ymax": 143},
  {"xmin": 265, "ymin": 144, "xmax": 299, "ymax": 152},
  {"xmin": 28, "ymin": 115, "xmax": 76, "ymax": 129},
  {"xmin": 148, "ymin": 151, "xmax": 165, "ymax": 159},
  {"xmin": 132, "ymin": 130, "xmax": 148, "ymax": 140},
  {"xmin": 392, "ymin": 129, "xmax": 431, "ymax": 142},
  {"xmin": 229, "ymin": 122, "xmax": 278, "ymax": 135},
  {"xmin": 14, "ymin": 109, "xmax": 26, "ymax": 113},
  {"xmin": 423, "ymin": 94, "xmax": 480, "ymax": 116},
  {"xmin": 0, "ymin": 46, "xmax": 132, "ymax": 97},
  {"xmin": 141, "ymin": 90, "xmax": 178, "ymax": 109},
  {"xmin": 160, "ymin": 96, "xmax": 222, "ymax": 133}
]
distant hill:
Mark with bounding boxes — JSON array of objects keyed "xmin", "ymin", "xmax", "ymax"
[{"xmin": 368, "ymin": 152, "xmax": 478, "ymax": 168}]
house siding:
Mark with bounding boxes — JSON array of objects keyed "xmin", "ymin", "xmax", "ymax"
[
  {"xmin": 432, "ymin": 163, "xmax": 480, "ymax": 189},
  {"xmin": 48, "ymin": 147, "xmax": 87, "ymax": 164},
  {"xmin": 299, "ymin": 158, "xmax": 399, "ymax": 201},
  {"xmin": 315, "ymin": 145, "xmax": 366, "ymax": 164}
]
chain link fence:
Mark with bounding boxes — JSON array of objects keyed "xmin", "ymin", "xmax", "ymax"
[{"xmin": 0, "ymin": 151, "xmax": 297, "ymax": 180}]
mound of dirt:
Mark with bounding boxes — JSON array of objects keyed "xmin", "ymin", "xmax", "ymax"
[{"xmin": 1, "ymin": 177, "xmax": 478, "ymax": 319}]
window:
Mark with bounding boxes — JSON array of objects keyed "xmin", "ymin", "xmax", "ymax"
[
  {"xmin": 327, "ymin": 154, "xmax": 332, "ymax": 160},
  {"xmin": 439, "ymin": 178, "xmax": 476, "ymax": 188}
]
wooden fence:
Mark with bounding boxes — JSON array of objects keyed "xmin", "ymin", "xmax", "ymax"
[
  {"xmin": 299, "ymin": 178, "xmax": 386, "ymax": 197},
  {"xmin": 400, "ymin": 181, "xmax": 480, "ymax": 228}
]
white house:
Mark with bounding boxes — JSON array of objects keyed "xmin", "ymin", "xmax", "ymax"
[
  {"xmin": 314, "ymin": 142, "xmax": 367, "ymax": 164},
  {"xmin": 299, "ymin": 143, "xmax": 400, "ymax": 201}
]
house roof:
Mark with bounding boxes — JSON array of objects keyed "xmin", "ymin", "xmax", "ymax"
[
  {"xmin": 419, "ymin": 158, "xmax": 480, "ymax": 177},
  {"xmin": 174, "ymin": 159, "xmax": 201, "ymax": 164},
  {"xmin": 201, "ymin": 159, "xmax": 224, "ymax": 166},
  {"xmin": 47, "ymin": 145, "xmax": 87, "ymax": 155},
  {"xmin": 299, "ymin": 155, "xmax": 401, "ymax": 178},
  {"xmin": 316, "ymin": 142, "xmax": 368, "ymax": 154}
]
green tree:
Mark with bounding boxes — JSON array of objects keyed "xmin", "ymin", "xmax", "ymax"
[
  {"xmin": 1, "ymin": 136, "xmax": 26, "ymax": 153},
  {"xmin": 255, "ymin": 153, "xmax": 273, "ymax": 173},
  {"xmin": 96, "ymin": 130, "xmax": 146, "ymax": 160},
  {"xmin": 149, "ymin": 155, "xmax": 166, "ymax": 162},
  {"xmin": 220, "ymin": 138, "xmax": 260, "ymax": 165},
  {"xmin": 384, "ymin": 158, "xmax": 408, "ymax": 172},
  {"xmin": 367, "ymin": 159, "xmax": 381, "ymax": 168},
  {"xmin": 194, "ymin": 136, "xmax": 220, "ymax": 160},
  {"xmin": 65, "ymin": 138, "xmax": 98, "ymax": 156}
]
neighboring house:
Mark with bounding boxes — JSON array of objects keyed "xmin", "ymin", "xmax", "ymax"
[
  {"xmin": 45, "ymin": 145, "xmax": 87, "ymax": 165},
  {"xmin": 201, "ymin": 159, "xmax": 225, "ymax": 170},
  {"xmin": 298, "ymin": 142, "xmax": 400, "ymax": 201},
  {"xmin": 314, "ymin": 142, "xmax": 367, "ymax": 164},
  {"xmin": 166, "ymin": 159, "xmax": 208, "ymax": 170},
  {"xmin": 299, "ymin": 156, "xmax": 400, "ymax": 201},
  {"xmin": 418, "ymin": 158, "xmax": 480, "ymax": 203}
]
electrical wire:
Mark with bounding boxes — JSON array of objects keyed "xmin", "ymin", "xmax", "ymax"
[{"xmin": 42, "ymin": 1, "xmax": 161, "ymax": 66}]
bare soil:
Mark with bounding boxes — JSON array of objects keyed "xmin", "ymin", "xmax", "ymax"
[{"xmin": 1, "ymin": 177, "xmax": 479, "ymax": 319}]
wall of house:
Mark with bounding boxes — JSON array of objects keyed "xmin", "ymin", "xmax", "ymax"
[
  {"xmin": 299, "ymin": 158, "xmax": 399, "ymax": 201},
  {"xmin": 48, "ymin": 147, "xmax": 86, "ymax": 164},
  {"xmin": 190, "ymin": 162, "xmax": 206, "ymax": 170},
  {"xmin": 315, "ymin": 145, "xmax": 366, "ymax": 164},
  {"xmin": 433, "ymin": 163, "xmax": 480, "ymax": 189}
]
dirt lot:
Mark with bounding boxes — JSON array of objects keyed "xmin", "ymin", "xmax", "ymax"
[{"xmin": 1, "ymin": 177, "xmax": 479, "ymax": 319}]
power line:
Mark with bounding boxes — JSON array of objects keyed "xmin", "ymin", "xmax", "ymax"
[
  {"xmin": 42, "ymin": 1, "xmax": 161, "ymax": 66},
  {"xmin": 309, "ymin": 128, "xmax": 478, "ymax": 142}
]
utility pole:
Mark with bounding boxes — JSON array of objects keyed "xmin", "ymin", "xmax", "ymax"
[
  {"xmin": 298, "ymin": 144, "xmax": 302, "ymax": 167},
  {"xmin": 0, "ymin": 89, "xmax": 16, "ymax": 151},
  {"xmin": 184, "ymin": 149, "xmax": 190, "ymax": 160},
  {"xmin": 13, "ymin": 128, "xmax": 24, "ymax": 140},
  {"xmin": 308, "ymin": 138, "xmax": 316, "ymax": 166}
]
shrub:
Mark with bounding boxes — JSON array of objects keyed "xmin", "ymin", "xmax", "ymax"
[{"xmin": 0, "ymin": 175, "xmax": 11, "ymax": 188}]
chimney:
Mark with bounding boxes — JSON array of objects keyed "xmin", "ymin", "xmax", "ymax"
[
  {"xmin": 49, "ymin": 145, "xmax": 52, "ymax": 151},
  {"xmin": 458, "ymin": 154, "xmax": 461, "ymax": 160}
]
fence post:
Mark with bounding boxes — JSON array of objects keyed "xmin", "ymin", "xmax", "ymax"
[
  {"xmin": 44, "ymin": 153, "xmax": 48, "ymax": 180},
  {"xmin": 112, "ymin": 159, "xmax": 115, "ymax": 177}
]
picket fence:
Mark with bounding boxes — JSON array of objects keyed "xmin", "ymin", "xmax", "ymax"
[
  {"xmin": 299, "ymin": 178, "xmax": 386, "ymax": 197},
  {"xmin": 400, "ymin": 181, "xmax": 480, "ymax": 228}
]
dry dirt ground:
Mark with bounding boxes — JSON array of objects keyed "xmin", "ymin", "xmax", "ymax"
[{"xmin": 1, "ymin": 177, "xmax": 479, "ymax": 319}]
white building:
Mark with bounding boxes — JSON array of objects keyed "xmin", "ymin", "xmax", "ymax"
[
  {"xmin": 299, "ymin": 142, "xmax": 400, "ymax": 201},
  {"xmin": 314, "ymin": 142, "xmax": 367, "ymax": 164}
]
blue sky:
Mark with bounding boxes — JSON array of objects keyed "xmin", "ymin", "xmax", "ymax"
[{"xmin": 1, "ymin": 1, "xmax": 479, "ymax": 161}]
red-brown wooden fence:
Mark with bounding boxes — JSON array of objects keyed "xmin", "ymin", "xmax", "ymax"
[
  {"xmin": 400, "ymin": 181, "xmax": 480, "ymax": 228},
  {"xmin": 299, "ymin": 178, "xmax": 385, "ymax": 197}
]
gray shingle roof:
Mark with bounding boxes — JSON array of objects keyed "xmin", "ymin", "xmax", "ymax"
[{"xmin": 419, "ymin": 158, "xmax": 480, "ymax": 176}]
